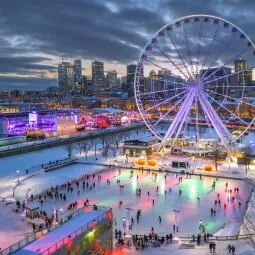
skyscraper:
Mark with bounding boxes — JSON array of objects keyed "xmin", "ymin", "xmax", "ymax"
[
  {"xmin": 127, "ymin": 64, "xmax": 137, "ymax": 97},
  {"xmin": 58, "ymin": 59, "xmax": 82, "ymax": 93},
  {"xmin": 73, "ymin": 59, "xmax": 82, "ymax": 85},
  {"xmin": 106, "ymin": 70, "xmax": 118, "ymax": 90},
  {"xmin": 92, "ymin": 61, "xmax": 105, "ymax": 93},
  {"xmin": 58, "ymin": 61, "xmax": 74, "ymax": 93},
  {"xmin": 234, "ymin": 58, "xmax": 252, "ymax": 86}
]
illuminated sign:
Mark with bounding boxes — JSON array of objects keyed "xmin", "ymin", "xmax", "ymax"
[{"xmin": 29, "ymin": 113, "xmax": 38, "ymax": 125}]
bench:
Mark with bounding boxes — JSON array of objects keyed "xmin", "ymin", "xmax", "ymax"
[
  {"xmin": 180, "ymin": 243, "xmax": 195, "ymax": 248},
  {"xmin": 152, "ymin": 242, "xmax": 161, "ymax": 247}
]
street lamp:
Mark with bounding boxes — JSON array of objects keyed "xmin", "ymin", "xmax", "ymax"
[
  {"xmin": 199, "ymin": 219, "xmax": 204, "ymax": 234},
  {"xmin": 122, "ymin": 217, "xmax": 127, "ymax": 236},
  {"xmin": 60, "ymin": 208, "xmax": 64, "ymax": 222},
  {"xmin": 25, "ymin": 188, "xmax": 32, "ymax": 215},
  {"xmin": 16, "ymin": 170, "xmax": 20, "ymax": 181},
  {"xmin": 173, "ymin": 209, "xmax": 180, "ymax": 237},
  {"xmin": 192, "ymin": 156, "xmax": 196, "ymax": 170},
  {"xmin": 125, "ymin": 207, "xmax": 133, "ymax": 234}
]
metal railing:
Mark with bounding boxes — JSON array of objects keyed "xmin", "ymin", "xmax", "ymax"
[{"xmin": 0, "ymin": 205, "xmax": 110, "ymax": 255}]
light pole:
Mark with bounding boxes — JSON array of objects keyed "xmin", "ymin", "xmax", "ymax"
[
  {"xmin": 125, "ymin": 207, "xmax": 133, "ymax": 234},
  {"xmin": 192, "ymin": 156, "xmax": 196, "ymax": 170},
  {"xmin": 161, "ymin": 147, "xmax": 164, "ymax": 167},
  {"xmin": 173, "ymin": 209, "xmax": 180, "ymax": 237},
  {"xmin": 16, "ymin": 170, "xmax": 20, "ymax": 183},
  {"xmin": 122, "ymin": 217, "xmax": 127, "ymax": 236},
  {"xmin": 199, "ymin": 219, "xmax": 204, "ymax": 234},
  {"xmin": 25, "ymin": 188, "xmax": 32, "ymax": 216},
  {"xmin": 60, "ymin": 208, "xmax": 64, "ymax": 222}
]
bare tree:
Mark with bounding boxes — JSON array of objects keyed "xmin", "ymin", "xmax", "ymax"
[
  {"xmin": 81, "ymin": 141, "xmax": 92, "ymax": 160},
  {"xmin": 213, "ymin": 149, "xmax": 219, "ymax": 171},
  {"xmin": 109, "ymin": 134, "xmax": 121, "ymax": 150},
  {"xmin": 63, "ymin": 143, "xmax": 75, "ymax": 158},
  {"xmin": 245, "ymin": 146, "xmax": 253, "ymax": 174},
  {"xmin": 108, "ymin": 134, "xmax": 121, "ymax": 156},
  {"xmin": 97, "ymin": 135, "xmax": 112, "ymax": 159},
  {"xmin": 75, "ymin": 142, "xmax": 83, "ymax": 155}
]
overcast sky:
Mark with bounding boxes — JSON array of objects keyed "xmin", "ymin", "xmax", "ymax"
[{"xmin": 0, "ymin": 0, "xmax": 254, "ymax": 90}]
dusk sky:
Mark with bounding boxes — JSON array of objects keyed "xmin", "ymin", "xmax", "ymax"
[{"xmin": 0, "ymin": 0, "xmax": 255, "ymax": 90}]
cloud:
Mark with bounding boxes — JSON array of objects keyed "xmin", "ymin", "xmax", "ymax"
[
  {"xmin": 0, "ymin": 0, "xmax": 254, "ymax": 89},
  {"xmin": 0, "ymin": 76, "xmax": 57, "ymax": 90}
]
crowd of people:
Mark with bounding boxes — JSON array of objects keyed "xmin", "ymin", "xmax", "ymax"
[{"xmin": 17, "ymin": 168, "xmax": 249, "ymax": 255}]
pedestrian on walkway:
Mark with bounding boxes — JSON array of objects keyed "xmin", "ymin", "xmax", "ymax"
[
  {"xmin": 227, "ymin": 244, "xmax": 232, "ymax": 253},
  {"xmin": 231, "ymin": 245, "xmax": 235, "ymax": 255}
]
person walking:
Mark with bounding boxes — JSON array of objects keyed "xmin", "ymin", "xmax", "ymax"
[
  {"xmin": 209, "ymin": 242, "xmax": 213, "ymax": 253},
  {"xmin": 231, "ymin": 245, "xmax": 235, "ymax": 255},
  {"xmin": 212, "ymin": 242, "xmax": 216, "ymax": 254},
  {"xmin": 227, "ymin": 244, "xmax": 232, "ymax": 253}
]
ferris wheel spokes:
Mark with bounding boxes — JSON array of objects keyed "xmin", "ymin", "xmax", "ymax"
[
  {"xmin": 196, "ymin": 90, "xmax": 232, "ymax": 150},
  {"xmin": 154, "ymin": 44, "xmax": 190, "ymax": 80},
  {"xmin": 202, "ymin": 68, "xmax": 250, "ymax": 86},
  {"xmin": 135, "ymin": 15, "xmax": 255, "ymax": 153},
  {"xmin": 160, "ymin": 89, "xmax": 196, "ymax": 145},
  {"xmin": 144, "ymin": 90, "xmax": 187, "ymax": 113},
  {"xmin": 204, "ymin": 88, "xmax": 255, "ymax": 108},
  {"xmin": 200, "ymin": 46, "xmax": 251, "ymax": 83},
  {"xmin": 138, "ymin": 87, "xmax": 185, "ymax": 96},
  {"xmin": 145, "ymin": 59, "xmax": 189, "ymax": 85},
  {"xmin": 197, "ymin": 23, "xmax": 220, "ymax": 78},
  {"xmin": 168, "ymin": 32, "xmax": 195, "ymax": 80},
  {"xmin": 154, "ymin": 94, "xmax": 188, "ymax": 126},
  {"xmin": 204, "ymin": 92, "xmax": 250, "ymax": 126},
  {"xmin": 198, "ymin": 30, "xmax": 238, "ymax": 81},
  {"xmin": 195, "ymin": 20, "xmax": 203, "ymax": 76},
  {"xmin": 182, "ymin": 23, "xmax": 196, "ymax": 78}
]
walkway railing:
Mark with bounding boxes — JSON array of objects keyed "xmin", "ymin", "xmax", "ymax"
[{"xmin": 0, "ymin": 205, "xmax": 110, "ymax": 255}]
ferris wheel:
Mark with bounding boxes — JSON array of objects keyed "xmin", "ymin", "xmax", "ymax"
[{"xmin": 134, "ymin": 14, "xmax": 255, "ymax": 153}]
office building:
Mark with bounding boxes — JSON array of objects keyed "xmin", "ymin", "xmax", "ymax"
[
  {"xmin": 73, "ymin": 59, "xmax": 82, "ymax": 85},
  {"xmin": 58, "ymin": 59, "xmax": 82, "ymax": 93},
  {"xmin": 58, "ymin": 61, "xmax": 74, "ymax": 93},
  {"xmin": 234, "ymin": 58, "xmax": 252, "ymax": 86},
  {"xmin": 106, "ymin": 70, "xmax": 118, "ymax": 90},
  {"xmin": 127, "ymin": 64, "xmax": 139, "ymax": 97},
  {"xmin": 92, "ymin": 61, "xmax": 105, "ymax": 93}
]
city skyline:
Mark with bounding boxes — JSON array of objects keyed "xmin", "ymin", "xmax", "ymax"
[{"xmin": 0, "ymin": 0, "xmax": 255, "ymax": 89}]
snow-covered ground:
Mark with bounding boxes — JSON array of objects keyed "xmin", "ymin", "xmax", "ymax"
[
  {"xmin": 24, "ymin": 169, "xmax": 252, "ymax": 237},
  {"xmin": 0, "ymin": 127, "xmax": 254, "ymax": 253}
]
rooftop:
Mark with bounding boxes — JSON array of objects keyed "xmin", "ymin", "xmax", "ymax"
[
  {"xmin": 93, "ymin": 108, "xmax": 124, "ymax": 114},
  {"xmin": 14, "ymin": 209, "xmax": 105, "ymax": 255},
  {"xmin": 125, "ymin": 135, "xmax": 158, "ymax": 143}
]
